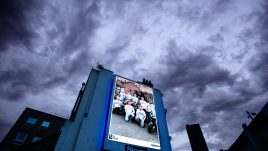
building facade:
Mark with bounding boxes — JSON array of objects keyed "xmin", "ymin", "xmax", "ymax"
[
  {"xmin": 0, "ymin": 108, "xmax": 66, "ymax": 151},
  {"xmin": 186, "ymin": 124, "xmax": 209, "ymax": 151},
  {"xmin": 228, "ymin": 102, "xmax": 268, "ymax": 151},
  {"xmin": 55, "ymin": 68, "xmax": 172, "ymax": 151},
  {"xmin": 1, "ymin": 68, "xmax": 171, "ymax": 151}
]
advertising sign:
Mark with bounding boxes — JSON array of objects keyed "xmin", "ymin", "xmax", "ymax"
[{"xmin": 108, "ymin": 76, "xmax": 160, "ymax": 150}]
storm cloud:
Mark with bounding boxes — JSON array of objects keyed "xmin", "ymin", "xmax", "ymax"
[{"xmin": 0, "ymin": 0, "xmax": 268, "ymax": 151}]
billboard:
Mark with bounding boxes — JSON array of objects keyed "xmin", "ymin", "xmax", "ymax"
[{"xmin": 108, "ymin": 76, "xmax": 160, "ymax": 150}]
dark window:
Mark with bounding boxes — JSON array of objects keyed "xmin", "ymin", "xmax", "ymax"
[
  {"xmin": 40, "ymin": 120, "xmax": 50, "ymax": 130},
  {"xmin": 25, "ymin": 117, "xmax": 37, "ymax": 126},
  {"xmin": 32, "ymin": 136, "xmax": 42, "ymax": 142},
  {"xmin": 13, "ymin": 132, "xmax": 28, "ymax": 145}
]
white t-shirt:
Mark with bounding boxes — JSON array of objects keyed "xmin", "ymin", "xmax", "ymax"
[
  {"xmin": 125, "ymin": 105, "xmax": 134, "ymax": 115},
  {"xmin": 132, "ymin": 96, "xmax": 139, "ymax": 104},
  {"xmin": 150, "ymin": 109, "xmax": 156, "ymax": 118},
  {"xmin": 113, "ymin": 99, "xmax": 123, "ymax": 108},
  {"xmin": 146, "ymin": 103, "xmax": 155, "ymax": 112},
  {"xmin": 125, "ymin": 93, "xmax": 132, "ymax": 100},
  {"xmin": 136, "ymin": 109, "xmax": 146, "ymax": 120},
  {"xmin": 140, "ymin": 100, "xmax": 147, "ymax": 109},
  {"xmin": 119, "ymin": 92, "xmax": 125, "ymax": 101}
]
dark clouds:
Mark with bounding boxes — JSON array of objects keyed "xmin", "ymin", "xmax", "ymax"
[
  {"xmin": 258, "ymin": 1, "xmax": 268, "ymax": 43},
  {"xmin": 0, "ymin": 0, "xmax": 100, "ymax": 141},
  {"xmin": 0, "ymin": 68, "xmax": 35, "ymax": 100},
  {"xmin": 0, "ymin": 120, "xmax": 12, "ymax": 142},
  {"xmin": 208, "ymin": 33, "xmax": 225, "ymax": 43},
  {"xmin": 0, "ymin": 0, "xmax": 100, "ymax": 101},
  {"xmin": 159, "ymin": 41, "xmax": 234, "ymax": 94},
  {"xmin": 249, "ymin": 53, "xmax": 268, "ymax": 90},
  {"xmin": 0, "ymin": 0, "xmax": 43, "ymax": 51},
  {"xmin": 0, "ymin": 0, "xmax": 268, "ymax": 151}
]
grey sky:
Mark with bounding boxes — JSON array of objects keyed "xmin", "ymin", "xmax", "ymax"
[{"xmin": 0, "ymin": 0, "xmax": 267, "ymax": 150}]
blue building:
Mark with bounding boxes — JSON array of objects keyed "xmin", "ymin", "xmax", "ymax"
[{"xmin": 55, "ymin": 68, "xmax": 172, "ymax": 151}]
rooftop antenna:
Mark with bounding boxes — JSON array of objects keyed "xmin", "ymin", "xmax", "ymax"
[{"xmin": 246, "ymin": 111, "xmax": 256, "ymax": 121}]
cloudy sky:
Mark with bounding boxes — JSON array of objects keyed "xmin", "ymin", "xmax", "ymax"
[{"xmin": 0, "ymin": 0, "xmax": 268, "ymax": 150}]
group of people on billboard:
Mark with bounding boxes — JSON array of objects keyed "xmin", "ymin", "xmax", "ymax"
[
  {"xmin": 108, "ymin": 77, "xmax": 160, "ymax": 149},
  {"xmin": 112, "ymin": 86, "xmax": 157, "ymax": 131}
]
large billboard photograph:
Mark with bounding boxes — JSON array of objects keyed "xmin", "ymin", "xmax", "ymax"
[{"xmin": 108, "ymin": 76, "xmax": 160, "ymax": 150}]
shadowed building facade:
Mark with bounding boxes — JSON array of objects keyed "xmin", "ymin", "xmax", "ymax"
[
  {"xmin": 185, "ymin": 102, "xmax": 268, "ymax": 151},
  {"xmin": 186, "ymin": 124, "xmax": 209, "ymax": 151},
  {"xmin": 228, "ymin": 102, "xmax": 268, "ymax": 151},
  {"xmin": 0, "ymin": 108, "xmax": 66, "ymax": 151}
]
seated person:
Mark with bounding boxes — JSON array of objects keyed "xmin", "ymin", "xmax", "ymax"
[
  {"xmin": 124, "ymin": 101, "xmax": 135, "ymax": 122},
  {"xmin": 135, "ymin": 105, "xmax": 146, "ymax": 128}
]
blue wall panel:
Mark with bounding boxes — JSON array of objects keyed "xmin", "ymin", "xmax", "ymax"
[
  {"xmin": 154, "ymin": 89, "xmax": 172, "ymax": 151},
  {"xmin": 55, "ymin": 69, "xmax": 99, "ymax": 151},
  {"xmin": 74, "ymin": 69, "xmax": 114, "ymax": 151}
]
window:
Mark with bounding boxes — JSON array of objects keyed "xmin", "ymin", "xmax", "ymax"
[
  {"xmin": 32, "ymin": 136, "xmax": 41, "ymax": 142},
  {"xmin": 13, "ymin": 132, "xmax": 28, "ymax": 145},
  {"xmin": 25, "ymin": 117, "xmax": 37, "ymax": 126},
  {"xmin": 40, "ymin": 121, "xmax": 50, "ymax": 129}
]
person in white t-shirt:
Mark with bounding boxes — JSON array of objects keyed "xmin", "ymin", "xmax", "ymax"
[
  {"xmin": 139, "ymin": 97, "xmax": 148, "ymax": 110},
  {"xmin": 125, "ymin": 92, "xmax": 132, "ymax": 100},
  {"xmin": 146, "ymin": 100, "xmax": 155, "ymax": 113},
  {"xmin": 119, "ymin": 89, "xmax": 126, "ymax": 102},
  {"xmin": 135, "ymin": 105, "xmax": 146, "ymax": 128},
  {"xmin": 113, "ymin": 96, "xmax": 123, "ymax": 108},
  {"xmin": 131, "ymin": 93, "xmax": 139, "ymax": 105},
  {"xmin": 112, "ymin": 96, "xmax": 123, "ymax": 114},
  {"xmin": 124, "ymin": 101, "xmax": 135, "ymax": 122},
  {"xmin": 150, "ymin": 108, "xmax": 156, "ymax": 118}
]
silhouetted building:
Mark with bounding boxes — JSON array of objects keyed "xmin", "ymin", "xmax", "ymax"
[
  {"xmin": 228, "ymin": 102, "xmax": 268, "ymax": 151},
  {"xmin": 0, "ymin": 107, "xmax": 66, "ymax": 151},
  {"xmin": 186, "ymin": 124, "xmax": 209, "ymax": 151}
]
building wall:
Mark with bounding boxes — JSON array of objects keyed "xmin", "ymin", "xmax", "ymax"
[
  {"xmin": 186, "ymin": 124, "xmax": 209, "ymax": 151},
  {"xmin": 55, "ymin": 68, "xmax": 172, "ymax": 151},
  {"xmin": 55, "ymin": 69, "xmax": 100, "ymax": 151},
  {"xmin": 153, "ymin": 89, "xmax": 172, "ymax": 151},
  {"xmin": 0, "ymin": 108, "xmax": 66, "ymax": 150},
  {"xmin": 228, "ymin": 102, "xmax": 268, "ymax": 151}
]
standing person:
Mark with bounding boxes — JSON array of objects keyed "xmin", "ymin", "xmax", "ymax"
[
  {"xmin": 125, "ymin": 91, "xmax": 132, "ymax": 100},
  {"xmin": 132, "ymin": 93, "xmax": 139, "ymax": 106},
  {"xmin": 146, "ymin": 100, "xmax": 155, "ymax": 113},
  {"xmin": 124, "ymin": 101, "xmax": 135, "ymax": 122},
  {"xmin": 135, "ymin": 105, "xmax": 146, "ymax": 128},
  {"xmin": 112, "ymin": 96, "xmax": 123, "ymax": 114},
  {"xmin": 119, "ymin": 89, "xmax": 126, "ymax": 102},
  {"xmin": 140, "ymin": 97, "xmax": 148, "ymax": 110}
]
